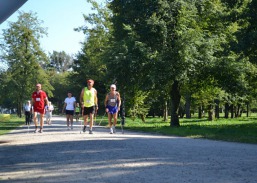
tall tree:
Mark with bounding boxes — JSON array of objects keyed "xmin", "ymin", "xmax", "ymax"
[
  {"xmin": 71, "ymin": 0, "xmax": 112, "ymax": 108},
  {"xmin": 49, "ymin": 51, "xmax": 74, "ymax": 72},
  {"xmin": 109, "ymin": 0, "xmax": 241, "ymax": 126},
  {"xmin": 0, "ymin": 11, "xmax": 53, "ymax": 117}
]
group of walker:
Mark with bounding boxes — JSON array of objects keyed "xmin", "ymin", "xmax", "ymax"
[{"xmin": 26, "ymin": 79, "xmax": 121, "ymax": 134}]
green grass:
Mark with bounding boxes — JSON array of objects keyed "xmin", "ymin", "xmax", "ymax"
[
  {"xmin": 118, "ymin": 115, "xmax": 257, "ymax": 144},
  {"xmin": 1, "ymin": 114, "xmax": 257, "ymax": 144},
  {"xmin": 0, "ymin": 114, "xmax": 23, "ymax": 135}
]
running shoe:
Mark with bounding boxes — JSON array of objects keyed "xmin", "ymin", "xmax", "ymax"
[
  {"xmin": 113, "ymin": 126, "xmax": 116, "ymax": 133},
  {"xmin": 110, "ymin": 128, "xmax": 113, "ymax": 134},
  {"xmin": 89, "ymin": 129, "xmax": 93, "ymax": 134},
  {"xmin": 83, "ymin": 126, "xmax": 86, "ymax": 132}
]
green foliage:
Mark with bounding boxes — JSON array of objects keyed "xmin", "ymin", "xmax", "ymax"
[
  {"xmin": 128, "ymin": 91, "xmax": 150, "ymax": 122},
  {"xmin": 48, "ymin": 51, "xmax": 74, "ymax": 72},
  {"xmin": 0, "ymin": 11, "xmax": 53, "ymax": 116}
]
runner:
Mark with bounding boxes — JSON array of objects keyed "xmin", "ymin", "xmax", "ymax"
[
  {"xmin": 45, "ymin": 101, "xmax": 54, "ymax": 125},
  {"xmin": 31, "ymin": 83, "xmax": 49, "ymax": 133},
  {"xmin": 75, "ymin": 103, "xmax": 80, "ymax": 122},
  {"xmin": 104, "ymin": 84, "xmax": 121, "ymax": 134},
  {"xmin": 62, "ymin": 92, "xmax": 76, "ymax": 130},
  {"xmin": 80, "ymin": 79, "xmax": 98, "ymax": 134}
]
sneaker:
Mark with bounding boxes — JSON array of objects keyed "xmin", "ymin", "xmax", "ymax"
[
  {"xmin": 89, "ymin": 129, "xmax": 93, "ymax": 134},
  {"xmin": 34, "ymin": 129, "xmax": 37, "ymax": 133},
  {"xmin": 113, "ymin": 126, "xmax": 116, "ymax": 133},
  {"xmin": 83, "ymin": 126, "xmax": 86, "ymax": 132},
  {"xmin": 110, "ymin": 128, "xmax": 113, "ymax": 134},
  {"xmin": 39, "ymin": 129, "xmax": 43, "ymax": 133}
]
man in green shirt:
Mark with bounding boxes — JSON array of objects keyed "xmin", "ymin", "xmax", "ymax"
[{"xmin": 80, "ymin": 79, "xmax": 98, "ymax": 134}]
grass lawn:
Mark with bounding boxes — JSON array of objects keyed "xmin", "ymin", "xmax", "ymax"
[
  {"xmin": 117, "ymin": 114, "xmax": 257, "ymax": 144},
  {"xmin": 1, "ymin": 113, "xmax": 257, "ymax": 144},
  {"xmin": 0, "ymin": 114, "xmax": 23, "ymax": 135}
]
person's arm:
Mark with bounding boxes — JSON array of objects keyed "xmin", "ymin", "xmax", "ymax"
[
  {"xmin": 94, "ymin": 89, "xmax": 98, "ymax": 111},
  {"xmin": 80, "ymin": 88, "xmax": 84, "ymax": 106},
  {"xmin": 74, "ymin": 98, "xmax": 76, "ymax": 110},
  {"xmin": 117, "ymin": 93, "xmax": 121, "ymax": 111}
]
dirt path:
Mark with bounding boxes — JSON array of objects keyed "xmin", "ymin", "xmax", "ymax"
[{"xmin": 0, "ymin": 116, "xmax": 257, "ymax": 183}]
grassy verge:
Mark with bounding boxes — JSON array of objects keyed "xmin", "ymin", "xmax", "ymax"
[
  {"xmin": 0, "ymin": 114, "xmax": 23, "ymax": 135},
  {"xmin": 118, "ymin": 115, "xmax": 257, "ymax": 144}
]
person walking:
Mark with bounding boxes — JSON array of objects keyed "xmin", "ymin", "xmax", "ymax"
[
  {"xmin": 31, "ymin": 83, "xmax": 49, "ymax": 133},
  {"xmin": 45, "ymin": 101, "xmax": 54, "ymax": 125},
  {"xmin": 80, "ymin": 79, "xmax": 98, "ymax": 134},
  {"xmin": 62, "ymin": 92, "xmax": 76, "ymax": 130},
  {"xmin": 104, "ymin": 84, "xmax": 121, "ymax": 134},
  {"xmin": 75, "ymin": 103, "xmax": 80, "ymax": 122},
  {"xmin": 24, "ymin": 100, "xmax": 32, "ymax": 125}
]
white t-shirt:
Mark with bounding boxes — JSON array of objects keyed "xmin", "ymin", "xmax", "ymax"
[{"xmin": 64, "ymin": 97, "xmax": 76, "ymax": 110}]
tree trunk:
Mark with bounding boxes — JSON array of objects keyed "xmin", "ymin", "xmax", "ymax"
[
  {"xmin": 230, "ymin": 104, "xmax": 234, "ymax": 118},
  {"xmin": 163, "ymin": 101, "xmax": 168, "ymax": 121},
  {"xmin": 198, "ymin": 106, "xmax": 202, "ymax": 119},
  {"xmin": 170, "ymin": 80, "xmax": 181, "ymax": 127},
  {"xmin": 235, "ymin": 104, "xmax": 241, "ymax": 117},
  {"xmin": 246, "ymin": 102, "xmax": 250, "ymax": 117},
  {"xmin": 224, "ymin": 103, "xmax": 229, "ymax": 118},
  {"xmin": 185, "ymin": 94, "xmax": 191, "ymax": 118},
  {"xmin": 17, "ymin": 100, "xmax": 22, "ymax": 118},
  {"xmin": 208, "ymin": 104, "xmax": 214, "ymax": 121},
  {"xmin": 140, "ymin": 114, "xmax": 145, "ymax": 122},
  {"xmin": 214, "ymin": 99, "xmax": 220, "ymax": 119}
]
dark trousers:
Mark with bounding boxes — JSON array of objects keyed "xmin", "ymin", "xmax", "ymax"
[{"xmin": 25, "ymin": 111, "xmax": 31, "ymax": 125}]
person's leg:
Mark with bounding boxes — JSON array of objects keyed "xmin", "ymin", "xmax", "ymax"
[
  {"xmin": 83, "ymin": 115, "xmax": 88, "ymax": 132},
  {"xmin": 25, "ymin": 112, "xmax": 29, "ymax": 125},
  {"xmin": 108, "ymin": 113, "xmax": 112, "ymax": 128},
  {"xmin": 108, "ymin": 113, "xmax": 114, "ymax": 133},
  {"xmin": 66, "ymin": 114, "xmax": 70, "ymax": 129},
  {"xmin": 89, "ymin": 113, "xmax": 94, "ymax": 134},
  {"xmin": 33, "ymin": 112, "xmax": 38, "ymax": 132},
  {"xmin": 49, "ymin": 113, "xmax": 52, "ymax": 125},
  {"xmin": 39, "ymin": 113, "xmax": 44, "ymax": 132},
  {"xmin": 113, "ymin": 112, "xmax": 118, "ymax": 133},
  {"xmin": 70, "ymin": 113, "xmax": 74, "ymax": 129}
]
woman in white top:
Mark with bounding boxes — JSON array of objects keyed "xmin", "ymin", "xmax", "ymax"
[
  {"xmin": 62, "ymin": 92, "xmax": 76, "ymax": 130},
  {"xmin": 45, "ymin": 101, "xmax": 54, "ymax": 125}
]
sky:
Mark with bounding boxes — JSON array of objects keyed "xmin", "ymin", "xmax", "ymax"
[{"xmin": 0, "ymin": 0, "xmax": 104, "ymax": 55}]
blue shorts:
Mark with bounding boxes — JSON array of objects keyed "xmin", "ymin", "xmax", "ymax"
[{"xmin": 107, "ymin": 105, "xmax": 118, "ymax": 114}]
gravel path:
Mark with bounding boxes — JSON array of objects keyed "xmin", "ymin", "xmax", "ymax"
[{"xmin": 0, "ymin": 116, "xmax": 257, "ymax": 183}]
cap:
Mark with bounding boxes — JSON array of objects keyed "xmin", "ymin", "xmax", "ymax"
[
  {"xmin": 87, "ymin": 79, "xmax": 94, "ymax": 84},
  {"xmin": 36, "ymin": 83, "xmax": 41, "ymax": 87},
  {"xmin": 110, "ymin": 84, "xmax": 116, "ymax": 89}
]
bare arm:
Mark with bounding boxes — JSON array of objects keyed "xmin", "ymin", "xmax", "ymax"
[
  {"xmin": 94, "ymin": 89, "xmax": 98, "ymax": 110},
  {"xmin": 117, "ymin": 93, "xmax": 121, "ymax": 110},
  {"xmin": 80, "ymin": 88, "xmax": 84, "ymax": 106}
]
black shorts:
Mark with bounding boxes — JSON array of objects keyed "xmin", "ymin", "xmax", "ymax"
[
  {"xmin": 83, "ymin": 106, "xmax": 95, "ymax": 115},
  {"xmin": 75, "ymin": 112, "xmax": 79, "ymax": 115},
  {"xmin": 66, "ymin": 110, "xmax": 74, "ymax": 115}
]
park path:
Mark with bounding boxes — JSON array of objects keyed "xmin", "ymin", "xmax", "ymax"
[{"xmin": 0, "ymin": 115, "xmax": 257, "ymax": 183}]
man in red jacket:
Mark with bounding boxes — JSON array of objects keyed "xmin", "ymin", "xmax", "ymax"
[{"xmin": 31, "ymin": 83, "xmax": 49, "ymax": 133}]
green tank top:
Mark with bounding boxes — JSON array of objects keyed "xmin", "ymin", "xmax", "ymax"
[
  {"xmin": 75, "ymin": 107, "xmax": 80, "ymax": 112},
  {"xmin": 83, "ymin": 87, "xmax": 95, "ymax": 107}
]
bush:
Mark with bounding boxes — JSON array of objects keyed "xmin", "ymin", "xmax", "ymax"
[{"xmin": 0, "ymin": 114, "xmax": 11, "ymax": 122}]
